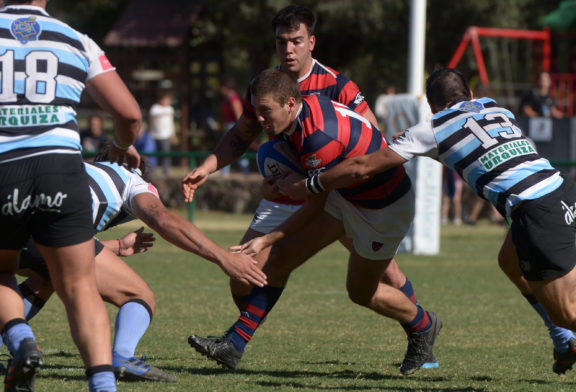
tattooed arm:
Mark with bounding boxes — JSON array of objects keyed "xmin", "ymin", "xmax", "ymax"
[
  {"xmin": 131, "ymin": 193, "xmax": 267, "ymax": 286},
  {"xmin": 182, "ymin": 115, "xmax": 261, "ymax": 203}
]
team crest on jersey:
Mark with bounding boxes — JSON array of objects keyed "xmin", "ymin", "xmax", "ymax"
[
  {"xmin": 10, "ymin": 17, "xmax": 41, "ymax": 44},
  {"xmin": 372, "ymin": 241, "xmax": 383, "ymax": 251},
  {"xmin": 353, "ymin": 92, "xmax": 365, "ymax": 106},
  {"xmin": 458, "ymin": 101, "xmax": 483, "ymax": 113},
  {"xmin": 305, "ymin": 154, "xmax": 322, "ymax": 168}
]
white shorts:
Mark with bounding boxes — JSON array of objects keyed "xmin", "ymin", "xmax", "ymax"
[
  {"xmin": 249, "ymin": 198, "xmax": 302, "ymax": 234},
  {"xmin": 324, "ymin": 188, "xmax": 415, "ymax": 260}
]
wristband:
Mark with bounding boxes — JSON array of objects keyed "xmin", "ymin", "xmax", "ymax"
[
  {"xmin": 112, "ymin": 138, "xmax": 131, "ymax": 151},
  {"xmin": 117, "ymin": 238, "xmax": 122, "ymax": 253},
  {"xmin": 305, "ymin": 174, "xmax": 326, "ymax": 194}
]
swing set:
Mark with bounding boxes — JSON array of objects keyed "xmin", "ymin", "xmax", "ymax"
[{"xmin": 447, "ymin": 26, "xmax": 575, "ymax": 116}]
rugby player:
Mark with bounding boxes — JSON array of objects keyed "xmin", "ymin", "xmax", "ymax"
[
  {"xmin": 13, "ymin": 144, "xmax": 266, "ymax": 382},
  {"xmin": 183, "ymin": 5, "xmax": 439, "ymax": 372},
  {"xmin": 277, "ymin": 66, "xmax": 576, "ymax": 375},
  {"xmin": 188, "ymin": 69, "xmax": 442, "ymax": 375},
  {"xmin": 0, "ymin": 1, "xmax": 140, "ymax": 390}
]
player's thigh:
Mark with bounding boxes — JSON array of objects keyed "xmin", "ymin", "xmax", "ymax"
[
  {"xmin": 498, "ymin": 230, "xmax": 531, "ymax": 293},
  {"xmin": 36, "ymin": 239, "xmax": 96, "ymax": 295},
  {"xmin": 241, "ymin": 228, "xmax": 270, "ymax": 270},
  {"xmin": 337, "ymin": 236, "xmax": 354, "ymax": 252},
  {"xmin": 94, "ymin": 247, "xmax": 155, "ymax": 309},
  {"xmin": 346, "ymin": 252, "xmax": 392, "ymax": 302},
  {"xmin": 265, "ymin": 211, "xmax": 344, "ymax": 274}
]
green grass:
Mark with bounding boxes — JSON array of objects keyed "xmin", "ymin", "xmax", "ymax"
[{"xmin": 24, "ymin": 212, "xmax": 574, "ymax": 391}]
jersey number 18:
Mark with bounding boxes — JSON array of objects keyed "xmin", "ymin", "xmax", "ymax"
[{"xmin": 0, "ymin": 50, "xmax": 58, "ymax": 103}]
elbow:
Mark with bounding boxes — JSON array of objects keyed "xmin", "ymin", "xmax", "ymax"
[
  {"xmin": 124, "ymin": 108, "xmax": 143, "ymax": 129},
  {"xmin": 118, "ymin": 110, "xmax": 143, "ymax": 140}
]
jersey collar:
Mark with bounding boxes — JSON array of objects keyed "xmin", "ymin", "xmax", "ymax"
[
  {"xmin": 1, "ymin": 5, "xmax": 49, "ymax": 16},
  {"xmin": 285, "ymin": 103, "xmax": 303, "ymax": 136},
  {"xmin": 297, "ymin": 58, "xmax": 317, "ymax": 83}
]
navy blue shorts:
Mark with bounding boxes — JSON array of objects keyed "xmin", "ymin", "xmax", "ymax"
[
  {"xmin": 511, "ymin": 178, "xmax": 576, "ymax": 281},
  {"xmin": 0, "ymin": 154, "xmax": 95, "ymax": 249}
]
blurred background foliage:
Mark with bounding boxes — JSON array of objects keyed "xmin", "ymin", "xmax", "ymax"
[{"xmin": 45, "ymin": 0, "xmax": 562, "ymax": 105}]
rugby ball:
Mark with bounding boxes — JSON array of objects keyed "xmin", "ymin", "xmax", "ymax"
[{"xmin": 257, "ymin": 140, "xmax": 305, "ymax": 178}]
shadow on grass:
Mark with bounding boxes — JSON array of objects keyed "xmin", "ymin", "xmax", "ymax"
[
  {"xmin": 257, "ymin": 381, "xmax": 487, "ymax": 391},
  {"xmin": 183, "ymin": 362, "xmax": 573, "ymax": 391}
]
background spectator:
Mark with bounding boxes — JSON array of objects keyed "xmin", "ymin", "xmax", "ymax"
[
  {"xmin": 219, "ymin": 76, "xmax": 243, "ymax": 130},
  {"xmin": 134, "ymin": 129, "xmax": 158, "ymax": 173},
  {"xmin": 519, "ymin": 71, "xmax": 563, "ymax": 118},
  {"xmin": 80, "ymin": 114, "xmax": 108, "ymax": 153},
  {"xmin": 218, "ymin": 76, "xmax": 250, "ymax": 175},
  {"xmin": 149, "ymin": 91, "xmax": 176, "ymax": 177},
  {"xmin": 441, "ymin": 167, "xmax": 463, "ymax": 225}
]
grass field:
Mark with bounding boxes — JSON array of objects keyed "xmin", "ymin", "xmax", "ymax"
[{"xmin": 23, "ymin": 211, "xmax": 575, "ymax": 391}]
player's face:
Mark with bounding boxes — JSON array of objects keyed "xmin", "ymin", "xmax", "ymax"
[
  {"xmin": 252, "ymin": 93, "xmax": 295, "ymax": 137},
  {"xmin": 275, "ymin": 23, "xmax": 315, "ymax": 78}
]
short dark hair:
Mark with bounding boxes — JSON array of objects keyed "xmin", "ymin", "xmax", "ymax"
[
  {"xmin": 5, "ymin": 1, "xmax": 36, "ymax": 4},
  {"xmin": 425, "ymin": 66, "xmax": 471, "ymax": 109},
  {"xmin": 250, "ymin": 69, "xmax": 301, "ymax": 106},
  {"xmin": 272, "ymin": 5, "xmax": 316, "ymax": 36}
]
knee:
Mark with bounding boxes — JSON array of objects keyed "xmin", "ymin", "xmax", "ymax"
[
  {"xmin": 266, "ymin": 246, "xmax": 296, "ymax": 278},
  {"xmin": 105, "ymin": 285, "xmax": 156, "ymax": 314},
  {"xmin": 346, "ymin": 284, "xmax": 372, "ymax": 307},
  {"xmin": 380, "ymin": 260, "xmax": 405, "ymax": 288},
  {"xmin": 550, "ymin": 313, "xmax": 576, "ymax": 330}
]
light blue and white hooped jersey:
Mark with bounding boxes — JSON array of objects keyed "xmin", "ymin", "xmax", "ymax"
[
  {"xmin": 390, "ymin": 97, "xmax": 563, "ymax": 217},
  {"xmin": 0, "ymin": 5, "xmax": 115, "ymax": 162},
  {"xmin": 84, "ymin": 161, "xmax": 159, "ymax": 232}
]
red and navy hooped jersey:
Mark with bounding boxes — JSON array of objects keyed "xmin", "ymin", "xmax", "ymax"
[
  {"xmin": 243, "ymin": 59, "xmax": 369, "ymax": 120},
  {"xmin": 284, "ymin": 95, "xmax": 411, "ymax": 209}
]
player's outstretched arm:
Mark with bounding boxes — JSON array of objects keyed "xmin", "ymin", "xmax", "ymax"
[
  {"xmin": 278, "ymin": 148, "xmax": 408, "ymax": 199},
  {"xmin": 86, "ymin": 70, "xmax": 142, "ymax": 169},
  {"xmin": 232, "ymin": 193, "xmax": 327, "ymax": 256},
  {"xmin": 321, "ymin": 148, "xmax": 407, "ymax": 190},
  {"xmin": 182, "ymin": 115, "xmax": 261, "ymax": 203},
  {"xmin": 132, "ymin": 193, "xmax": 267, "ymax": 287}
]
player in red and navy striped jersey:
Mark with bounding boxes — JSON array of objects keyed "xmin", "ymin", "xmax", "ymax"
[
  {"xmin": 286, "ymin": 94, "xmax": 411, "ymax": 209},
  {"xmin": 184, "ymin": 6, "xmax": 438, "ymax": 373},
  {"xmin": 188, "ymin": 69, "xmax": 442, "ymax": 375},
  {"xmin": 242, "ymin": 58, "xmax": 371, "ymax": 123}
]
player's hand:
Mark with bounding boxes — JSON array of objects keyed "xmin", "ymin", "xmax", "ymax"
[
  {"xmin": 219, "ymin": 252, "xmax": 267, "ymax": 287},
  {"xmin": 277, "ymin": 173, "xmax": 308, "ymax": 200},
  {"xmin": 182, "ymin": 167, "xmax": 211, "ymax": 203},
  {"xmin": 261, "ymin": 176, "xmax": 282, "ymax": 200},
  {"xmin": 393, "ymin": 129, "xmax": 407, "ymax": 141},
  {"xmin": 118, "ymin": 227, "xmax": 155, "ymax": 256},
  {"xmin": 108, "ymin": 145, "xmax": 141, "ymax": 170},
  {"xmin": 230, "ymin": 236, "xmax": 271, "ymax": 257}
]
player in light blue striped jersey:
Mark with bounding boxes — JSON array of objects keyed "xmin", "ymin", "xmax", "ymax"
[
  {"xmin": 0, "ymin": 1, "xmax": 141, "ymax": 391},
  {"xmin": 276, "ymin": 66, "xmax": 576, "ymax": 375},
  {"xmin": 14, "ymin": 144, "xmax": 266, "ymax": 382}
]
